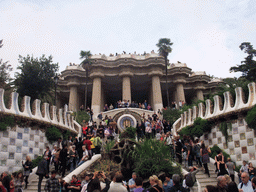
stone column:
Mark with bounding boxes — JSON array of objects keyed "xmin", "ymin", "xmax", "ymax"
[
  {"xmin": 91, "ymin": 77, "xmax": 102, "ymax": 117},
  {"xmin": 176, "ymin": 83, "xmax": 185, "ymax": 103},
  {"xmin": 152, "ymin": 75, "xmax": 163, "ymax": 112},
  {"xmin": 69, "ymin": 86, "xmax": 78, "ymax": 111},
  {"xmin": 122, "ymin": 76, "xmax": 131, "ymax": 102},
  {"xmin": 196, "ymin": 89, "xmax": 204, "ymax": 101}
]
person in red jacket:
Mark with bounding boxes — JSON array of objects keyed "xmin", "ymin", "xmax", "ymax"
[{"xmin": 83, "ymin": 136, "xmax": 92, "ymax": 159}]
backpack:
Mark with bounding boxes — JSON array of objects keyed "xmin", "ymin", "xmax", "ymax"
[{"xmin": 185, "ymin": 172, "xmax": 195, "ymax": 187}]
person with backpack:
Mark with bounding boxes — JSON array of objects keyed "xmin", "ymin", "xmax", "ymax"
[
  {"xmin": 170, "ymin": 174, "xmax": 188, "ymax": 192},
  {"xmin": 183, "ymin": 166, "xmax": 199, "ymax": 192},
  {"xmin": 193, "ymin": 139, "xmax": 202, "ymax": 167}
]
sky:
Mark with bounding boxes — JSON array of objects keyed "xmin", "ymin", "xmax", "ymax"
[{"xmin": 1, "ymin": 0, "xmax": 256, "ymax": 79}]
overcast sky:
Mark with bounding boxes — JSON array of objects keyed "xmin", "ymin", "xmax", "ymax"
[{"xmin": 1, "ymin": 0, "xmax": 255, "ymax": 78}]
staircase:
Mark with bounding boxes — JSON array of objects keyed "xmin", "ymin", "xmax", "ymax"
[{"xmin": 181, "ymin": 161, "xmax": 218, "ymax": 191}]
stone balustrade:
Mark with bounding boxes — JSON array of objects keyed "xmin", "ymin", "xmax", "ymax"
[
  {"xmin": 0, "ymin": 88, "xmax": 78, "ymax": 134},
  {"xmin": 173, "ymin": 82, "xmax": 256, "ymax": 134}
]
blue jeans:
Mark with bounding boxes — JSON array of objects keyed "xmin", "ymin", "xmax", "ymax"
[{"xmin": 188, "ymin": 155, "xmax": 193, "ymax": 167}]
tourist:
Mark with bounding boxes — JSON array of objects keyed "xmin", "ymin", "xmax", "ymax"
[
  {"xmin": 59, "ymin": 145, "xmax": 68, "ymax": 177},
  {"xmin": 148, "ymin": 175, "xmax": 163, "ymax": 192},
  {"xmin": 133, "ymin": 177, "xmax": 144, "ymax": 192},
  {"xmin": 215, "ymin": 150, "xmax": 224, "ymax": 173},
  {"xmin": 90, "ymin": 109, "xmax": 94, "ymax": 121},
  {"xmin": 226, "ymin": 157, "xmax": 235, "ymax": 182},
  {"xmin": 69, "ymin": 145, "xmax": 78, "ymax": 172},
  {"xmin": 227, "ymin": 181, "xmax": 239, "ymax": 192},
  {"xmin": 251, "ymin": 176, "xmax": 256, "ymax": 191},
  {"xmin": 193, "ymin": 139, "xmax": 202, "ymax": 167},
  {"xmin": 203, "ymin": 185, "xmax": 217, "ymax": 192},
  {"xmin": 217, "ymin": 154, "xmax": 228, "ymax": 176},
  {"xmin": 44, "ymin": 170, "xmax": 60, "ymax": 192},
  {"xmin": 108, "ymin": 172, "xmax": 127, "ymax": 192},
  {"xmin": 14, "ymin": 171, "xmax": 24, "ymax": 192},
  {"xmin": 67, "ymin": 175, "xmax": 81, "ymax": 192},
  {"xmin": 224, "ymin": 174, "xmax": 232, "ymax": 184},
  {"xmin": 240, "ymin": 160, "xmax": 249, "ymax": 182},
  {"xmin": 78, "ymin": 145, "xmax": 89, "ymax": 166},
  {"xmin": 186, "ymin": 139, "xmax": 193, "ymax": 167},
  {"xmin": 51, "ymin": 145, "xmax": 58, "ymax": 165},
  {"xmin": 90, "ymin": 134, "xmax": 96, "ymax": 155},
  {"xmin": 170, "ymin": 174, "xmax": 187, "ymax": 192},
  {"xmin": 87, "ymin": 171, "xmax": 110, "ymax": 192},
  {"xmin": 248, "ymin": 162, "xmax": 256, "ymax": 180},
  {"xmin": 128, "ymin": 172, "xmax": 137, "ymax": 192},
  {"xmin": 174, "ymin": 136, "xmax": 183, "ymax": 164},
  {"xmin": 94, "ymin": 134, "xmax": 102, "ymax": 154},
  {"xmin": 183, "ymin": 166, "xmax": 199, "ymax": 192},
  {"xmin": 0, "ymin": 181, "xmax": 7, "ymax": 192},
  {"xmin": 80, "ymin": 105, "xmax": 85, "ymax": 111},
  {"xmin": 83, "ymin": 136, "xmax": 92, "ymax": 159},
  {"xmin": 36, "ymin": 156, "xmax": 49, "ymax": 192},
  {"xmin": 238, "ymin": 172, "xmax": 253, "ymax": 191},
  {"xmin": 22, "ymin": 155, "xmax": 32, "ymax": 189},
  {"xmin": 200, "ymin": 143, "xmax": 211, "ymax": 177},
  {"xmin": 43, "ymin": 146, "xmax": 52, "ymax": 173},
  {"xmin": 145, "ymin": 122, "xmax": 152, "ymax": 139},
  {"xmin": 109, "ymin": 104, "xmax": 114, "ymax": 110},
  {"xmin": 81, "ymin": 173, "xmax": 92, "ymax": 191},
  {"xmin": 57, "ymin": 137, "xmax": 63, "ymax": 150},
  {"xmin": 104, "ymin": 104, "xmax": 109, "ymax": 111},
  {"xmin": 216, "ymin": 176, "xmax": 227, "ymax": 192},
  {"xmin": 163, "ymin": 173, "xmax": 173, "ymax": 191},
  {"xmin": 9, "ymin": 173, "xmax": 15, "ymax": 192}
]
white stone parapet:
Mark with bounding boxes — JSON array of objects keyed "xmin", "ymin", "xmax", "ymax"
[
  {"xmin": 174, "ymin": 82, "xmax": 256, "ymax": 133},
  {"xmin": 0, "ymin": 88, "xmax": 77, "ymax": 134},
  {"xmin": 90, "ymin": 52, "xmax": 161, "ymax": 60}
]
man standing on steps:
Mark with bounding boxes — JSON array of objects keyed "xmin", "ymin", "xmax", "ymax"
[
  {"xmin": 44, "ymin": 170, "xmax": 60, "ymax": 192},
  {"xmin": 36, "ymin": 156, "xmax": 49, "ymax": 192},
  {"xmin": 183, "ymin": 166, "xmax": 199, "ymax": 192}
]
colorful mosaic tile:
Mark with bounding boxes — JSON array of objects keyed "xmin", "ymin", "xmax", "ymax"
[
  {"xmin": 240, "ymin": 133, "xmax": 246, "ymax": 140},
  {"xmin": 248, "ymin": 138, "xmax": 254, "ymax": 146},
  {"xmin": 242, "ymin": 146, "xmax": 247, "ymax": 154},
  {"xmin": 235, "ymin": 140, "xmax": 240, "ymax": 147},
  {"xmin": 230, "ymin": 148, "xmax": 234, "ymax": 155},
  {"xmin": 17, "ymin": 132, "xmax": 22, "ymax": 139}
]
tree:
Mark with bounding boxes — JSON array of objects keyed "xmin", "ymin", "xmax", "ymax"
[
  {"xmin": 0, "ymin": 39, "xmax": 12, "ymax": 89},
  {"xmin": 156, "ymin": 38, "xmax": 173, "ymax": 108},
  {"xmin": 230, "ymin": 42, "xmax": 256, "ymax": 82},
  {"xmin": 80, "ymin": 50, "xmax": 92, "ymax": 108},
  {"xmin": 14, "ymin": 54, "xmax": 59, "ymax": 102}
]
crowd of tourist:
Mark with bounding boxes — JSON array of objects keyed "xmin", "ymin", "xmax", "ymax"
[{"xmin": 1, "ymin": 108, "xmax": 256, "ymax": 192}]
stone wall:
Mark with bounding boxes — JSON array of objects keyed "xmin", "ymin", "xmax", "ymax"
[
  {"xmin": 202, "ymin": 118, "xmax": 256, "ymax": 166},
  {"xmin": 0, "ymin": 125, "xmax": 53, "ymax": 173}
]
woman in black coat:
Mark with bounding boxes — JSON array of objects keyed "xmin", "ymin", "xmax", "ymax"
[{"xmin": 22, "ymin": 155, "xmax": 32, "ymax": 189}]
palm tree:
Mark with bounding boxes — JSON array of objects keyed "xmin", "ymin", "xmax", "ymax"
[
  {"xmin": 80, "ymin": 50, "xmax": 92, "ymax": 109},
  {"xmin": 156, "ymin": 38, "xmax": 173, "ymax": 108}
]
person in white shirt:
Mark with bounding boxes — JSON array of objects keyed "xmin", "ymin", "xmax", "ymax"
[{"xmin": 238, "ymin": 172, "xmax": 253, "ymax": 192}]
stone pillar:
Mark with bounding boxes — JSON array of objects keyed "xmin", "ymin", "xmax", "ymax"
[
  {"xmin": 69, "ymin": 86, "xmax": 78, "ymax": 111},
  {"xmin": 196, "ymin": 89, "xmax": 204, "ymax": 101},
  {"xmin": 152, "ymin": 75, "xmax": 163, "ymax": 112},
  {"xmin": 176, "ymin": 83, "xmax": 185, "ymax": 103},
  {"xmin": 91, "ymin": 77, "xmax": 102, "ymax": 117},
  {"xmin": 122, "ymin": 76, "xmax": 131, "ymax": 102}
]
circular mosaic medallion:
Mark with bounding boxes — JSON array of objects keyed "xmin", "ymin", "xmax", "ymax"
[{"xmin": 117, "ymin": 114, "xmax": 137, "ymax": 132}]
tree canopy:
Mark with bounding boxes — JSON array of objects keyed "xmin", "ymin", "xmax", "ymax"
[
  {"xmin": 14, "ymin": 54, "xmax": 59, "ymax": 102},
  {"xmin": 0, "ymin": 40, "xmax": 12, "ymax": 89},
  {"xmin": 80, "ymin": 50, "xmax": 92, "ymax": 66},
  {"xmin": 156, "ymin": 38, "xmax": 173, "ymax": 57},
  {"xmin": 230, "ymin": 42, "xmax": 256, "ymax": 82}
]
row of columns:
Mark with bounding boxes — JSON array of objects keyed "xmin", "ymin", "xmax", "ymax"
[{"xmin": 68, "ymin": 76, "xmax": 204, "ymax": 114}]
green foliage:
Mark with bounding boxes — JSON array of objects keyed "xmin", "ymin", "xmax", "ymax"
[
  {"xmin": 31, "ymin": 156, "xmax": 43, "ymax": 169},
  {"xmin": 103, "ymin": 140, "xmax": 115, "ymax": 155},
  {"xmin": 45, "ymin": 126, "xmax": 62, "ymax": 143},
  {"xmin": 132, "ymin": 139, "xmax": 181, "ymax": 178},
  {"xmin": 156, "ymin": 38, "xmax": 173, "ymax": 57},
  {"xmin": 14, "ymin": 54, "xmax": 59, "ymax": 102},
  {"xmin": 162, "ymin": 109, "xmax": 181, "ymax": 126},
  {"xmin": 0, "ymin": 40, "xmax": 12, "ymax": 89},
  {"xmin": 73, "ymin": 111, "xmax": 90, "ymax": 125},
  {"xmin": 210, "ymin": 145, "xmax": 230, "ymax": 162},
  {"xmin": 230, "ymin": 42, "xmax": 256, "ymax": 82},
  {"xmin": 219, "ymin": 122, "xmax": 232, "ymax": 144},
  {"xmin": 246, "ymin": 105, "xmax": 256, "ymax": 130},
  {"xmin": 179, "ymin": 118, "xmax": 214, "ymax": 138},
  {"xmin": 0, "ymin": 115, "xmax": 15, "ymax": 131},
  {"xmin": 62, "ymin": 130, "xmax": 71, "ymax": 141},
  {"xmin": 119, "ymin": 126, "xmax": 137, "ymax": 140}
]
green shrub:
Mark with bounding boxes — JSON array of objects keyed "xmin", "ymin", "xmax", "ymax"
[
  {"xmin": 132, "ymin": 139, "xmax": 181, "ymax": 178},
  {"xmin": 162, "ymin": 109, "xmax": 182, "ymax": 126},
  {"xmin": 46, "ymin": 126, "xmax": 62, "ymax": 143},
  {"xmin": 31, "ymin": 156, "xmax": 43, "ymax": 169},
  {"xmin": 119, "ymin": 126, "xmax": 137, "ymax": 140},
  {"xmin": 246, "ymin": 105, "xmax": 256, "ymax": 130},
  {"xmin": 62, "ymin": 130, "xmax": 71, "ymax": 141},
  {"xmin": 0, "ymin": 115, "xmax": 15, "ymax": 131},
  {"xmin": 74, "ymin": 111, "xmax": 90, "ymax": 125}
]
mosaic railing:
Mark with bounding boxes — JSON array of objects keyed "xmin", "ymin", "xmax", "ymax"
[
  {"xmin": 173, "ymin": 82, "xmax": 256, "ymax": 134},
  {"xmin": 0, "ymin": 88, "xmax": 78, "ymax": 134}
]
